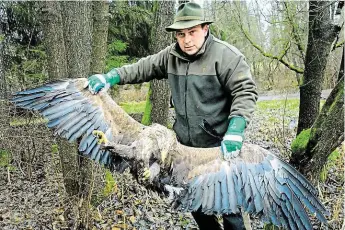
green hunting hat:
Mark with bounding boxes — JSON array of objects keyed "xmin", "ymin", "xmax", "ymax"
[{"xmin": 165, "ymin": 2, "xmax": 213, "ymax": 32}]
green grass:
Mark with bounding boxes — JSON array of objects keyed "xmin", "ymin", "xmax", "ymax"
[
  {"xmin": 119, "ymin": 101, "xmax": 146, "ymax": 114},
  {"xmin": 0, "ymin": 149, "xmax": 10, "ymax": 167},
  {"xmin": 0, "ymin": 149, "xmax": 15, "ymax": 171},
  {"xmin": 320, "ymin": 149, "xmax": 343, "ymax": 182},
  {"xmin": 257, "ymin": 98, "xmax": 325, "ymax": 111},
  {"xmin": 103, "ymin": 169, "xmax": 117, "ymax": 196},
  {"xmin": 257, "ymin": 99, "xmax": 300, "ymax": 111}
]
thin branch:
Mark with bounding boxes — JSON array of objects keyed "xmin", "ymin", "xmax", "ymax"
[
  {"xmin": 233, "ymin": 2, "xmax": 304, "ymax": 74},
  {"xmin": 241, "ymin": 24, "xmax": 304, "ymax": 73},
  {"xmin": 283, "ymin": 2, "xmax": 306, "ymax": 60}
]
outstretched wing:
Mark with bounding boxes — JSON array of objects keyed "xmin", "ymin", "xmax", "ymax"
[
  {"xmin": 11, "ymin": 79, "xmax": 329, "ymax": 229},
  {"xmin": 10, "ymin": 78, "xmax": 115, "ymax": 166},
  {"xmin": 175, "ymin": 144, "xmax": 329, "ymax": 230}
]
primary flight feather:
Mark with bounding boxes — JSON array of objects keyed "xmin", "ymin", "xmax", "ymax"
[{"xmin": 10, "ymin": 78, "xmax": 329, "ymax": 230}]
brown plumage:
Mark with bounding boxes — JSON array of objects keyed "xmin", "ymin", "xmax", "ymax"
[{"xmin": 11, "ymin": 78, "xmax": 329, "ymax": 230}]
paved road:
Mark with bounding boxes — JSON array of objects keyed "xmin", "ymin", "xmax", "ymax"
[{"xmin": 258, "ymin": 89, "xmax": 332, "ymax": 101}]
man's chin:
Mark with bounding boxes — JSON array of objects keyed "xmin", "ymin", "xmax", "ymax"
[{"xmin": 184, "ymin": 50, "xmax": 197, "ymax": 56}]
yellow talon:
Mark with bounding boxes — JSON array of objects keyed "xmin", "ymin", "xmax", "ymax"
[
  {"xmin": 142, "ymin": 167, "xmax": 151, "ymax": 180},
  {"xmin": 92, "ymin": 130, "xmax": 109, "ymax": 145}
]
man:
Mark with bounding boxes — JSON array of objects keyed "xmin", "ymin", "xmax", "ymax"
[{"xmin": 88, "ymin": 2, "xmax": 258, "ymax": 229}]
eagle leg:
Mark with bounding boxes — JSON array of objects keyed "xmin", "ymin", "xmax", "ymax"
[
  {"xmin": 164, "ymin": 184, "xmax": 184, "ymax": 202},
  {"xmin": 142, "ymin": 162, "xmax": 161, "ymax": 182}
]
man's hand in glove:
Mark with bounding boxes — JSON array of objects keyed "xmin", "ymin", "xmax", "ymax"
[
  {"xmin": 87, "ymin": 69, "xmax": 120, "ymax": 94},
  {"xmin": 221, "ymin": 116, "xmax": 246, "ymax": 161}
]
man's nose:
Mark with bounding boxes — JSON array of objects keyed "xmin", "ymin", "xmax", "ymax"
[{"xmin": 184, "ymin": 34, "xmax": 192, "ymax": 44}]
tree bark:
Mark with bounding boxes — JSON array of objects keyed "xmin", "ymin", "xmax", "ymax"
[
  {"xmin": 61, "ymin": 2, "xmax": 94, "ymax": 228},
  {"xmin": 90, "ymin": 1, "xmax": 109, "ymax": 74},
  {"xmin": 338, "ymin": 47, "xmax": 344, "ymax": 81},
  {"xmin": 40, "ymin": 1, "xmax": 82, "ymax": 197},
  {"xmin": 61, "ymin": 1, "xmax": 92, "ymax": 78},
  {"xmin": 142, "ymin": 1, "xmax": 174, "ymax": 126},
  {"xmin": 292, "ymin": 76, "xmax": 344, "ymax": 177},
  {"xmin": 297, "ymin": 1, "xmax": 342, "ymax": 134},
  {"xmin": 41, "ymin": 1, "xmax": 67, "ymax": 81},
  {"xmin": 41, "ymin": 2, "xmax": 97, "ymax": 228},
  {"xmin": 291, "ymin": 47, "xmax": 344, "ymax": 176},
  {"xmin": 0, "ymin": 13, "xmax": 6, "ymax": 100}
]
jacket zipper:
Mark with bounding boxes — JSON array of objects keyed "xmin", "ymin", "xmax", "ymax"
[{"xmin": 185, "ymin": 62, "xmax": 190, "ymax": 144}]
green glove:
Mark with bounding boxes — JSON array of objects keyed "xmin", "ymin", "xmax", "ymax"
[
  {"xmin": 87, "ymin": 69, "xmax": 120, "ymax": 94},
  {"xmin": 221, "ymin": 116, "xmax": 246, "ymax": 160}
]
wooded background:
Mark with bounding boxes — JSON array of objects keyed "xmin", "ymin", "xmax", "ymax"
[{"xmin": 0, "ymin": 1, "xmax": 343, "ymax": 229}]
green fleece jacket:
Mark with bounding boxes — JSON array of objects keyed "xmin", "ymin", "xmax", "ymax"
[{"xmin": 116, "ymin": 33, "xmax": 258, "ymax": 147}]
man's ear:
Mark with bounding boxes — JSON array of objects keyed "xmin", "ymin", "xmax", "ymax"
[{"xmin": 203, "ymin": 25, "xmax": 209, "ymax": 37}]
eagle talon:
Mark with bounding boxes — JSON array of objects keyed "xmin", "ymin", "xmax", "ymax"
[
  {"xmin": 142, "ymin": 167, "xmax": 151, "ymax": 180},
  {"xmin": 92, "ymin": 130, "xmax": 109, "ymax": 145},
  {"xmin": 164, "ymin": 185, "xmax": 184, "ymax": 201},
  {"xmin": 141, "ymin": 162, "xmax": 160, "ymax": 182}
]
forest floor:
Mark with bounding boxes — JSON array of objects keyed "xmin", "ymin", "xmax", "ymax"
[{"xmin": 0, "ymin": 90, "xmax": 343, "ymax": 230}]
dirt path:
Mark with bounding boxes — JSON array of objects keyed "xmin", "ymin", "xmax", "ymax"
[{"xmin": 258, "ymin": 89, "xmax": 332, "ymax": 101}]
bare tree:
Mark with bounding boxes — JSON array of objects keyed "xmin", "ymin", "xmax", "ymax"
[
  {"xmin": 297, "ymin": 1, "xmax": 342, "ymax": 134},
  {"xmin": 0, "ymin": 4, "xmax": 7, "ymax": 99},
  {"xmin": 41, "ymin": 1, "xmax": 109, "ymax": 227},
  {"xmin": 290, "ymin": 48, "xmax": 344, "ymax": 177},
  {"xmin": 90, "ymin": 1, "xmax": 109, "ymax": 74}
]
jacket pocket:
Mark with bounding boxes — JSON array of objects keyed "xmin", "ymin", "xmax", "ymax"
[{"xmin": 199, "ymin": 119, "xmax": 222, "ymax": 141}]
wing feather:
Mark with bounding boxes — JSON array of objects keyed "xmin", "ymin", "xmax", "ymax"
[
  {"xmin": 213, "ymin": 177, "xmax": 222, "ymax": 214},
  {"xmin": 12, "ymin": 79, "xmax": 329, "ymax": 230},
  {"xmin": 10, "ymin": 79, "xmax": 114, "ymax": 166},
  {"xmin": 175, "ymin": 143, "xmax": 329, "ymax": 230},
  {"xmin": 220, "ymin": 167, "xmax": 230, "ymax": 213},
  {"xmin": 227, "ymin": 164, "xmax": 239, "ymax": 214}
]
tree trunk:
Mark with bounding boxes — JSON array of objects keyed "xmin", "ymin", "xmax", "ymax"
[
  {"xmin": 90, "ymin": 1, "xmax": 109, "ymax": 74},
  {"xmin": 292, "ymin": 76, "xmax": 344, "ymax": 177},
  {"xmin": 41, "ymin": 1, "xmax": 96, "ymax": 228},
  {"xmin": 40, "ymin": 1, "xmax": 82, "ymax": 197},
  {"xmin": 61, "ymin": 1, "xmax": 92, "ymax": 78},
  {"xmin": 338, "ymin": 47, "xmax": 344, "ymax": 81},
  {"xmin": 0, "ymin": 14, "xmax": 6, "ymax": 99},
  {"xmin": 142, "ymin": 1, "xmax": 174, "ymax": 126},
  {"xmin": 291, "ymin": 49, "xmax": 344, "ymax": 177},
  {"xmin": 297, "ymin": 1, "xmax": 342, "ymax": 134},
  {"xmin": 61, "ymin": 2, "xmax": 94, "ymax": 228},
  {"xmin": 41, "ymin": 1, "xmax": 68, "ymax": 81}
]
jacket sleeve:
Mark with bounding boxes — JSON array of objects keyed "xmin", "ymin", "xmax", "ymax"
[
  {"xmin": 219, "ymin": 53, "xmax": 258, "ymax": 125},
  {"xmin": 116, "ymin": 45, "xmax": 172, "ymax": 84}
]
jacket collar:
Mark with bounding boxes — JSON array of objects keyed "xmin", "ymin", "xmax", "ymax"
[{"xmin": 171, "ymin": 32, "xmax": 213, "ymax": 61}]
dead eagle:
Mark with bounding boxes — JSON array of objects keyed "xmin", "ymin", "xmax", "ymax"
[{"xmin": 11, "ymin": 78, "xmax": 329, "ymax": 230}]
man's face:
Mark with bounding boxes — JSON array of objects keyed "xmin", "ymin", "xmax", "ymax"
[{"xmin": 175, "ymin": 24, "xmax": 209, "ymax": 56}]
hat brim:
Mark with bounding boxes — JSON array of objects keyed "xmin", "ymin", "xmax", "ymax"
[{"xmin": 165, "ymin": 20, "xmax": 213, "ymax": 32}]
